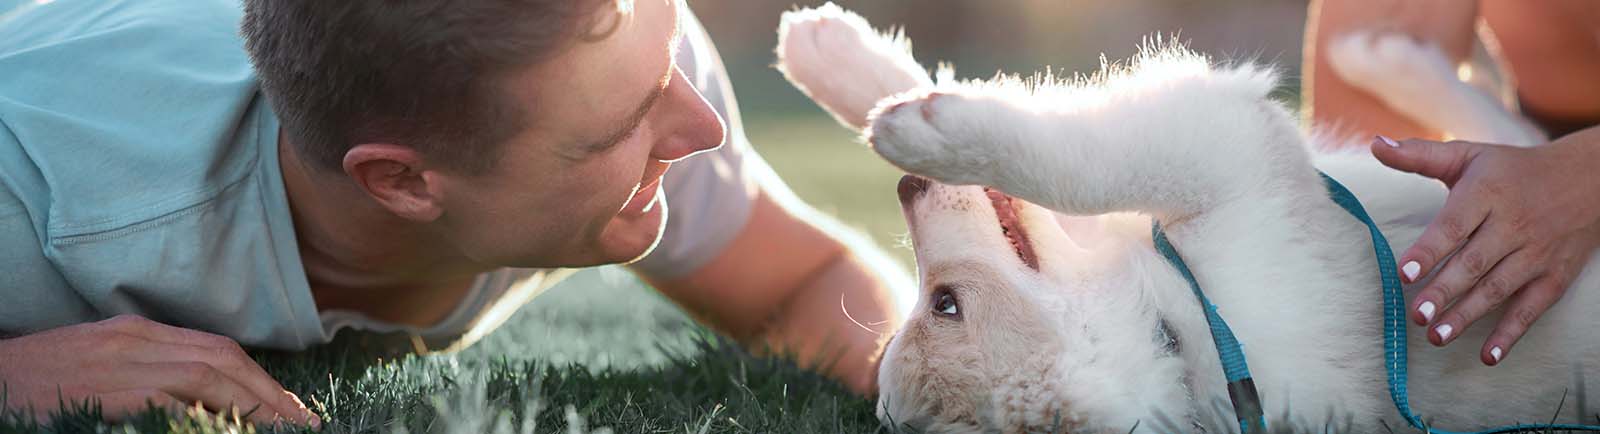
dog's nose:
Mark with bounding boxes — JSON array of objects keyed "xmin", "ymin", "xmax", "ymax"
[{"xmin": 897, "ymin": 175, "xmax": 931, "ymax": 204}]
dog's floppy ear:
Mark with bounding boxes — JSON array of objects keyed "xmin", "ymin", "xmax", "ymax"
[{"xmin": 776, "ymin": 3, "xmax": 933, "ymax": 130}]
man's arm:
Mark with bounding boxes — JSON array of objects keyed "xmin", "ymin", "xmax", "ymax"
[
  {"xmin": 629, "ymin": 6, "xmax": 912, "ymax": 394},
  {"xmin": 640, "ymin": 188, "xmax": 911, "ymax": 394}
]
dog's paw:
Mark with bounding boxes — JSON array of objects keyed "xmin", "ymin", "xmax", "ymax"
[
  {"xmin": 866, "ymin": 90, "xmax": 1006, "ymax": 185},
  {"xmin": 777, "ymin": 3, "xmax": 932, "ymax": 129},
  {"xmin": 1328, "ymin": 32, "xmax": 1459, "ymax": 102},
  {"xmin": 777, "ymin": 4, "xmax": 879, "ymax": 81}
]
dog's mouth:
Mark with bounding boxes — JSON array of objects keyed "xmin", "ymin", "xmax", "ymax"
[
  {"xmin": 986, "ymin": 187, "xmax": 1039, "ymax": 270},
  {"xmin": 898, "ymin": 175, "xmax": 1040, "ymax": 270}
]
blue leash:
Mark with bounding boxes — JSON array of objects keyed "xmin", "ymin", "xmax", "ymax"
[
  {"xmin": 1153, "ymin": 172, "xmax": 1600, "ymax": 433},
  {"xmin": 1152, "ymin": 222, "xmax": 1267, "ymax": 433}
]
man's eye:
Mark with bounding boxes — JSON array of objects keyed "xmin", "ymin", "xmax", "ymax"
[
  {"xmin": 931, "ymin": 286, "xmax": 960, "ymax": 319},
  {"xmin": 591, "ymin": 124, "xmax": 644, "ymax": 153}
]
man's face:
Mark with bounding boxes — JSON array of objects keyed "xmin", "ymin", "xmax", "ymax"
[{"xmin": 434, "ymin": 0, "xmax": 725, "ymax": 268}]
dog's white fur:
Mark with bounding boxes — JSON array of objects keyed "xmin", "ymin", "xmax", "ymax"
[{"xmin": 778, "ymin": 5, "xmax": 1598, "ymax": 433}]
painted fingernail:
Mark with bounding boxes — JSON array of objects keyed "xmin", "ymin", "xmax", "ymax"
[
  {"xmin": 1418, "ymin": 301, "xmax": 1436, "ymax": 323},
  {"xmin": 1378, "ymin": 135, "xmax": 1400, "ymax": 147},
  {"xmin": 1490, "ymin": 346, "xmax": 1503, "ymax": 363},
  {"xmin": 1436, "ymin": 324, "xmax": 1454, "ymax": 342},
  {"xmin": 1402, "ymin": 261, "xmax": 1421, "ymax": 281}
]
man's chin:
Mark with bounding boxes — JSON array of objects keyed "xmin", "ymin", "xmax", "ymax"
[{"xmin": 594, "ymin": 198, "xmax": 668, "ymax": 265}]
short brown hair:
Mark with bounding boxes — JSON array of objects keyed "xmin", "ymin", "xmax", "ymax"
[{"xmin": 241, "ymin": 0, "xmax": 613, "ymax": 173}]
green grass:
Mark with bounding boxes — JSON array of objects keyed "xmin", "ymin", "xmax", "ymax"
[{"xmin": 1, "ymin": 268, "xmax": 886, "ymax": 434}]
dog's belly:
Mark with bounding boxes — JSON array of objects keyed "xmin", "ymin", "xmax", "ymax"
[{"xmin": 1323, "ymin": 154, "xmax": 1600, "ymax": 427}]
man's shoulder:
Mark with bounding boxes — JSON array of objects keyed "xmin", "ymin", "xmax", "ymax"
[
  {"xmin": 0, "ymin": 0, "xmax": 322, "ymax": 349},
  {"xmin": 0, "ymin": 0, "xmax": 271, "ymax": 238},
  {"xmin": 1, "ymin": 0, "xmax": 245, "ymax": 56}
]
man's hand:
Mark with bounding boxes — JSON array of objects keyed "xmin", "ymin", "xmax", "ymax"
[
  {"xmin": 1371, "ymin": 128, "xmax": 1600, "ymax": 365},
  {"xmin": 0, "ymin": 315, "xmax": 321, "ymax": 429}
]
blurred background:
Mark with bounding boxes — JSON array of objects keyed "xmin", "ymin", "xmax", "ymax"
[{"xmin": 478, "ymin": 0, "xmax": 1317, "ymax": 369}]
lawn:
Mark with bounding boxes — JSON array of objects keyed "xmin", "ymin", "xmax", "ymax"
[{"xmin": 0, "ymin": 113, "xmax": 912, "ymax": 434}]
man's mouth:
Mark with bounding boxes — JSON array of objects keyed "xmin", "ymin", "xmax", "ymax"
[
  {"xmin": 619, "ymin": 177, "xmax": 664, "ymax": 216},
  {"xmin": 619, "ymin": 160, "xmax": 673, "ymax": 217},
  {"xmin": 986, "ymin": 187, "xmax": 1039, "ymax": 270}
]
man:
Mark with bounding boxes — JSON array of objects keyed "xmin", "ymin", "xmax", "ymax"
[{"xmin": 0, "ymin": 0, "xmax": 910, "ymax": 427}]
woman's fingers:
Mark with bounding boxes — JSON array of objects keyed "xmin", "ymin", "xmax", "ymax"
[
  {"xmin": 1480, "ymin": 275, "xmax": 1567, "ymax": 365},
  {"xmin": 1402, "ymin": 196, "xmax": 1492, "ymax": 324},
  {"xmin": 1374, "ymin": 138, "xmax": 1504, "ymax": 326},
  {"xmin": 1425, "ymin": 247, "xmax": 1540, "ymax": 345},
  {"xmin": 1370, "ymin": 137, "xmax": 1479, "ymax": 186}
]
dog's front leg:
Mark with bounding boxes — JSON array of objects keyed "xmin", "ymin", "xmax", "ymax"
[{"xmin": 865, "ymin": 60, "xmax": 1315, "ymax": 222}]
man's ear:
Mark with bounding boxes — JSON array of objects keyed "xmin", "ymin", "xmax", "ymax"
[{"xmin": 342, "ymin": 143, "xmax": 446, "ymax": 222}]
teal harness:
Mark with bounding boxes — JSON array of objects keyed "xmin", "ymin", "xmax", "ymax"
[{"xmin": 1152, "ymin": 172, "xmax": 1600, "ymax": 434}]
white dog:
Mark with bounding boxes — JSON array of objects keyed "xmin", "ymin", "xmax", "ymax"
[{"xmin": 777, "ymin": 5, "xmax": 1597, "ymax": 433}]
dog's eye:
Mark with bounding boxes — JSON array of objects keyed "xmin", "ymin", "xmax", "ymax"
[{"xmin": 931, "ymin": 286, "xmax": 960, "ymax": 319}]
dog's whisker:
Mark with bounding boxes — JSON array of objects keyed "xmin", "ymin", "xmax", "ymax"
[{"xmin": 840, "ymin": 293, "xmax": 891, "ymax": 336}]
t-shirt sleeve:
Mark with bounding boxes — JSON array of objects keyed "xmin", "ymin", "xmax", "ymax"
[
  {"xmin": 0, "ymin": 120, "xmax": 93, "ymax": 337},
  {"xmin": 627, "ymin": 8, "xmax": 764, "ymax": 279}
]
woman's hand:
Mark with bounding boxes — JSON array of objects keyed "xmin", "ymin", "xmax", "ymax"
[{"xmin": 1371, "ymin": 126, "xmax": 1600, "ymax": 366}]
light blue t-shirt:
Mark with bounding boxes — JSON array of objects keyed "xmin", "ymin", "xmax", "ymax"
[{"xmin": 0, "ymin": 0, "xmax": 764, "ymax": 350}]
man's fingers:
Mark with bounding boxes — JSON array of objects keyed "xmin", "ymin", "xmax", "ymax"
[
  {"xmin": 94, "ymin": 389, "xmax": 188, "ymax": 422},
  {"xmin": 1481, "ymin": 276, "xmax": 1566, "ymax": 366},
  {"xmin": 152, "ymin": 363, "xmax": 294, "ymax": 429},
  {"xmin": 1426, "ymin": 247, "xmax": 1538, "ymax": 346},
  {"xmin": 138, "ymin": 361, "xmax": 295, "ymax": 427},
  {"xmin": 103, "ymin": 315, "xmax": 242, "ymax": 353},
  {"xmin": 100, "ymin": 316, "xmax": 317, "ymax": 427},
  {"xmin": 121, "ymin": 339, "xmax": 315, "ymax": 426},
  {"xmin": 1370, "ymin": 137, "xmax": 1478, "ymax": 186}
]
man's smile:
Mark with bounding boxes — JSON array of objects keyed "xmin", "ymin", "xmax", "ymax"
[{"xmin": 619, "ymin": 162, "xmax": 671, "ymax": 217}]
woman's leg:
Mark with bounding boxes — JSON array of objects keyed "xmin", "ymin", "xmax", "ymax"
[
  {"xmin": 1302, "ymin": 0, "xmax": 1478, "ymax": 142},
  {"xmin": 1482, "ymin": 0, "xmax": 1600, "ymax": 137}
]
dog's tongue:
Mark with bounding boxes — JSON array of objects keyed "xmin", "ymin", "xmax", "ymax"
[{"xmin": 985, "ymin": 188, "xmax": 1039, "ymax": 270}]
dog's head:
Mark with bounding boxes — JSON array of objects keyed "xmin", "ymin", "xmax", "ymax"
[
  {"xmin": 777, "ymin": 5, "xmax": 1193, "ymax": 432},
  {"xmin": 876, "ymin": 177, "xmax": 1189, "ymax": 433}
]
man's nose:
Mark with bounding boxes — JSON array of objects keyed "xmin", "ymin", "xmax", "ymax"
[{"xmin": 649, "ymin": 66, "xmax": 726, "ymax": 162}]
